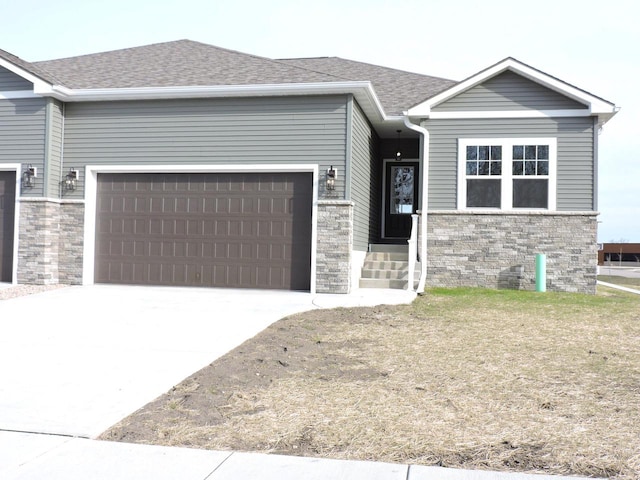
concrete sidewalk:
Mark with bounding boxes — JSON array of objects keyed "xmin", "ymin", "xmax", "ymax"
[{"xmin": 1, "ymin": 432, "xmax": 591, "ymax": 480}]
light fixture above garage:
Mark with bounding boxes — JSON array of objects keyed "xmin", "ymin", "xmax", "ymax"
[
  {"xmin": 64, "ymin": 168, "xmax": 78, "ymax": 191},
  {"xmin": 22, "ymin": 164, "xmax": 37, "ymax": 188},
  {"xmin": 326, "ymin": 166, "xmax": 337, "ymax": 190}
]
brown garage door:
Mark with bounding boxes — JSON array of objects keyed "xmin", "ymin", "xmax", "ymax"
[
  {"xmin": 0, "ymin": 171, "xmax": 16, "ymax": 282},
  {"xmin": 95, "ymin": 172, "xmax": 312, "ymax": 290}
]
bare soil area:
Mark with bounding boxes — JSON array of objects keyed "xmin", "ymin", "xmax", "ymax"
[{"xmin": 101, "ymin": 287, "xmax": 640, "ymax": 479}]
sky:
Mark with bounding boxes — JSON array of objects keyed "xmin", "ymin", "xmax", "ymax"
[{"xmin": 1, "ymin": 0, "xmax": 638, "ymax": 242}]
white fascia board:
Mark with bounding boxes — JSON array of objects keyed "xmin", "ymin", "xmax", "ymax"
[
  {"xmin": 407, "ymin": 58, "xmax": 617, "ymax": 120},
  {"xmin": 428, "ymin": 109, "xmax": 593, "ymax": 120},
  {"xmin": 0, "ymin": 90, "xmax": 39, "ymax": 99},
  {"xmin": 46, "ymin": 81, "xmax": 385, "ymax": 111},
  {"xmin": 0, "ymin": 58, "xmax": 52, "ymax": 94}
]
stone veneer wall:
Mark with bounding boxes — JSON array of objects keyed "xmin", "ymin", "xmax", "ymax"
[
  {"xmin": 58, "ymin": 202, "xmax": 84, "ymax": 284},
  {"xmin": 18, "ymin": 200, "xmax": 60, "ymax": 284},
  {"xmin": 425, "ymin": 212, "xmax": 598, "ymax": 294},
  {"xmin": 315, "ymin": 200, "xmax": 353, "ymax": 293},
  {"xmin": 17, "ymin": 200, "xmax": 84, "ymax": 285}
]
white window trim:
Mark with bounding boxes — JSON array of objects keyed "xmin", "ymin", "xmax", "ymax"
[{"xmin": 457, "ymin": 138, "xmax": 557, "ymax": 211}]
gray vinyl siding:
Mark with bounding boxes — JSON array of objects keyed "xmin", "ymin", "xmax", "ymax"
[
  {"xmin": 63, "ymin": 96, "xmax": 348, "ymax": 199},
  {"xmin": 433, "ymin": 71, "xmax": 587, "ymax": 112},
  {"xmin": 424, "ymin": 116, "xmax": 595, "ymax": 211},
  {"xmin": 45, "ymin": 99, "xmax": 64, "ymax": 197},
  {"xmin": 349, "ymin": 99, "xmax": 379, "ymax": 251},
  {"xmin": 0, "ymin": 67, "xmax": 33, "ymax": 91},
  {"xmin": 0, "ymin": 97, "xmax": 47, "ymax": 197}
]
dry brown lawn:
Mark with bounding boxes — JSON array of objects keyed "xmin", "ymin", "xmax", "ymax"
[{"xmin": 102, "ymin": 286, "xmax": 640, "ymax": 479}]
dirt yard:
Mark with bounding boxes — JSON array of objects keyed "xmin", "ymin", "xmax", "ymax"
[{"xmin": 101, "ymin": 287, "xmax": 640, "ymax": 479}]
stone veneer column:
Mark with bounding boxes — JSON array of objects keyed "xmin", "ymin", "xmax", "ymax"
[
  {"xmin": 315, "ymin": 200, "xmax": 354, "ymax": 294},
  {"xmin": 58, "ymin": 202, "xmax": 85, "ymax": 284},
  {"xmin": 425, "ymin": 212, "xmax": 598, "ymax": 294},
  {"xmin": 17, "ymin": 200, "xmax": 85, "ymax": 285},
  {"xmin": 17, "ymin": 200, "xmax": 60, "ymax": 284}
]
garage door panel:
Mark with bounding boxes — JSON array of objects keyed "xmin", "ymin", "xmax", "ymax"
[{"xmin": 95, "ymin": 172, "xmax": 312, "ymax": 290}]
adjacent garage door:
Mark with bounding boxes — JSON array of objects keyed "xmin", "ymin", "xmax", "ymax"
[
  {"xmin": 95, "ymin": 172, "xmax": 312, "ymax": 290},
  {"xmin": 0, "ymin": 171, "xmax": 16, "ymax": 282}
]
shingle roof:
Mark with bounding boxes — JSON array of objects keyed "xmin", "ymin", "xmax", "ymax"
[
  {"xmin": 18, "ymin": 40, "xmax": 457, "ymax": 116},
  {"xmin": 278, "ymin": 57, "xmax": 456, "ymax": 115},
  {"xmin": 33, "ymin": 40, "xmax": 343, "ymax": 89}
]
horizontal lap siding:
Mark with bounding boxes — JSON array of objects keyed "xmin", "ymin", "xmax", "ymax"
[
  {"xmin": 350, "ymin": 101, "xmax": 379, "ymax": 250},
  {"xmin": 0, "ymin": 67, "xmax": 33, "ymax": 91},
  {"xmin": 425, "ymin": 117, "xmax": 594, "ymax": 211},
  {"xmin": 63, "ymin": 96, "xmax": 348, "ymax": 199},
  {"xmin": 433, "ymin": 71, "xmax": 587, "ymax": 111},
  {"xmin": 0, "ymin": 98, "xmax": 47, "ymax": 197},
  {"xmin": 46, "ymin": 100, "xmax": 64, "ymax": 197}
]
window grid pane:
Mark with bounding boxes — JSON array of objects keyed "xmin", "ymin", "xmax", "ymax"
[
  {"xmin": 466, "ymin": 145, "xmax": 501, "ymax": 177},
  {"xmin": 512, "ymin": 145, "xmax": 549, "ymax": 177}
]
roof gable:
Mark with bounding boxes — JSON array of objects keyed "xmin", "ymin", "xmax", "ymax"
[
  {"xmin": 407, "ymin": 57, "xmax": 617, "ymax": 124},
  {"xmin": 0, "ymin": 48, "xmax": 58, "ymax": 93},
  {"xmin": 0, "ymin": 65, "xmax": 34, "ymax": 91},
  {"xmin": 432, "ymin": 70, "xmax": 588, "ymax": 112}
]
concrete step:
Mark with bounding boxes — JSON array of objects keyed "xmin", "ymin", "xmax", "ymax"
[
  {"xmin": 365, "ymin": 252, "xmax": 407, "ymax": 262},
  {"xmin": 362, "ymin": 260, "xmax": 409, "ymax": 270},
  {"xmin": 369, "ymin": 244, "xmax": 408, "ymax": 254},
  {"xmin": 361, "ymin": 269, "xmax": 410, "ymax": 280},
  {"xmin": 359, "ymin": 278, "xmax": 409, "ymax": 289},
  {"xmin": 359, "ymin": 245, "xmax": 419, "ymax": 290}
]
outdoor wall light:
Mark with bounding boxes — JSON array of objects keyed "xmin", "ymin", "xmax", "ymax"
[
  {"xmin": 326, "ymin": 166, "xmax": 337, "ymax": 191},
  {"xmin": 64, "ymin": 168, "xmax": 78, "ymax": 191},
  {"xmin": 22, "ymin": 164, "xmax": 37, "ymax": 188},
  {"xmin": 395, "ymin": 129, "xmax": 402, "ymax": 161}
]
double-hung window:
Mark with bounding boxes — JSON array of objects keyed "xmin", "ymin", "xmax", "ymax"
[{"xmin": 458, "ymin": 138, "xmax": 556, "ymax": 210}]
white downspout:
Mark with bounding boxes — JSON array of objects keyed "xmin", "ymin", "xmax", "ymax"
[{"xmin": 403, "ymin": 114, "xmax": 429, "ymax": 293}]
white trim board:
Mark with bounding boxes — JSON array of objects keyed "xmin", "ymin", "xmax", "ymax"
[
  {"xmin": 82, "ymin": 164, "xmax": 319, "ymax": 294},
  {"xmin": 428, "ymin": 109, "xmax": 592, "ymax": 120},
  {"xmin": 0, "ymin": 90, "xmax": 39, "ymax": 100}
]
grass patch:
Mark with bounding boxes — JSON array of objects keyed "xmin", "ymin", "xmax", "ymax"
[
  {"xmin": 598, "ymin": 275, "xmax": 640, "ymax": 290},
  {"xmin": 103, "ymin": 287, "xmax": 640, "ymax": 479}
]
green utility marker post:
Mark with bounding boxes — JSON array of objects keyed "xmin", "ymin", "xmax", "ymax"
[{"xmin": 535, "ymin": 254, "xmax": 546, "ymax": 292}]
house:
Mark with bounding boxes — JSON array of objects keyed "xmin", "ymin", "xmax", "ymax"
[{"xmin": 0, "ymin": 40, "xmax": 618, "ymax": 294}]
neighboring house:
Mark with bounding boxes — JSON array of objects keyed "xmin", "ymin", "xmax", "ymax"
[{"xmin": 0, "ymin": 40, "xmax": 617, "ymax": 294}]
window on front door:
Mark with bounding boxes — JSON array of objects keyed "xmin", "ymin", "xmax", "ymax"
[
  {"xmin": 391, "ymin": 165, "xmax": 415, "ymax": 214},
  {"xmin": 458, "ymin": 138, "xmax": 556, "ymax": 211},
  {"xmin": 384, "ymin": 160, "xmax": 420, "ymax": 238}
]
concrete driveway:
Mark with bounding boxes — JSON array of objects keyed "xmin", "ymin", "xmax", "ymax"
[{"xmin": 0, "ymin": 285, "xmax": 414, "ymax": 439}]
